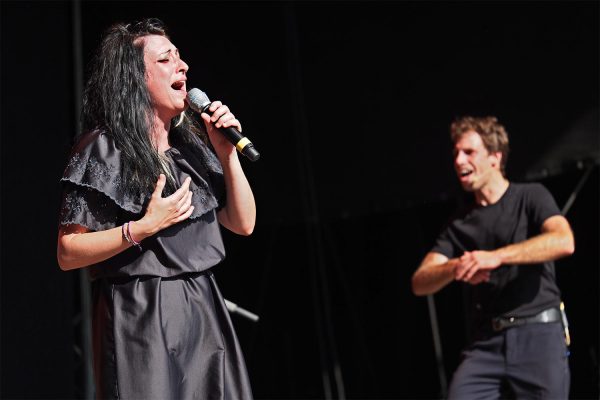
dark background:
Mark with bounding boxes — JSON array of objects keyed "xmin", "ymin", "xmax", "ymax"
[{"xmin": 1, "ymin": 1, "xmax": 598, "ymax": 399}]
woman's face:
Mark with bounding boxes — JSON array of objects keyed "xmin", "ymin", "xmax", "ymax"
[{"xmin": 141, "ymin": 34, "xmax": 189, "ymax": 121}]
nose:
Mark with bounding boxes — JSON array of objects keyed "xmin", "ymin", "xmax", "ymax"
[
  {"xmin": 455, "ymin": 150, "xmax": 467, "ymax": 166},
  {"xmin": 178, "ymin": 58, "xmax": 189, "ymax": 73}
]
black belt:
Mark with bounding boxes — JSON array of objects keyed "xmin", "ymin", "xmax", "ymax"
[{"xmin": 491, "ymin": 307, "xmax": 561, "ymax": 332}]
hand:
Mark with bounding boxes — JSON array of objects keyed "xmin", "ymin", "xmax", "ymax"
[
  {"xmin": 200, "ymin": 100, "xmax": 242, "ymax": 159},
  {"xmin": 455, "ymin": 250, "xmax": 502, "ymax": 282},
  {"xmin": 133, "ymin": 174, "xmax": 194, "ymax": 239},
  {"xmin": 464, "ymin": 270, "xmax": 491, "ymax": 285}
]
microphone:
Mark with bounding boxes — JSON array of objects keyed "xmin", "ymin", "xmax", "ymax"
[{"xmin": 186, "ymin": 88, "xmax": 260, "ymax": 161}]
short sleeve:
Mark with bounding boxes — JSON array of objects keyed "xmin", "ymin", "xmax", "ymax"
[
  {"xmin": 430, "ymin": 225, "xmax": 458, "ymax": 259},
  {"xmin": 58, "ymin": 130, "xmax": 145, "ymax": 231},
  {"xmin": 527, "ymin": 183, "xmax": 562, "ymax": 230},
  {"xmin": 59, "ymin": 182, "xmax": 121, "ymax": 231}
]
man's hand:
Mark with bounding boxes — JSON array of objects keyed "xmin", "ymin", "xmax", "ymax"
[{"xmin": 455, "ymin": 250, "xmax": 502, "ymax": 282}]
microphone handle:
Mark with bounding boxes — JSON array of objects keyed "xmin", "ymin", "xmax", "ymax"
[{"xmin": 201, "ymin": 105, "xmax": 260, "ymax": 162}]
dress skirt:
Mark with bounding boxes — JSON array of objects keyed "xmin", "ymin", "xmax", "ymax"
[{"xmin": 92, "ymin": 271, "xmax": 253, "ymax": 400}]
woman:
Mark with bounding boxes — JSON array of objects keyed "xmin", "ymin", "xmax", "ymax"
[{"xmin": 57, "ymin": 18, "xmax": 255, "ymax": 399}]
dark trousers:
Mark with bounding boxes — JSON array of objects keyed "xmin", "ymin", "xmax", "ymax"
[{"xmin": 448, "ymin": 322, "xmax": 570, "ymax": 399}]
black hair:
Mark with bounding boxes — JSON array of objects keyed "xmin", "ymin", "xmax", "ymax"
[{"xmin": 81, "ymin": 18, "xmax": 206, "ymax": 196}]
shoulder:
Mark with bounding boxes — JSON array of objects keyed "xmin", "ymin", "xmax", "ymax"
[
  {"xmin": 62, "ymin": 129, "xmax": 144, "ymax": 213},
  {"xmin": 69, "ymin": 129, "xmax": 116, "ymax": 158},
  {"xmin": 63, "ymin": 129, "xmax": 121, "ymax": 186},
  {"xmin": 509, "ymin": 181, "xmax": 553, "ymax": 200},
  {"xmin": 510, "ymin": 181, "xmax": 561, "ymax": 223}
]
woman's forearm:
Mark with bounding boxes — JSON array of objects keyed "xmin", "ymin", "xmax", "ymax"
[
  {"xmin": 57, "ymin": 220, "xmax": 155, "ymax": 270},
  {"xmin": 57, "ymin": 225, "xmax": 135, "ymax": 270},
  {"xmin": 218, "ymin": 152, "xmax": 256, "ymax": 235}
]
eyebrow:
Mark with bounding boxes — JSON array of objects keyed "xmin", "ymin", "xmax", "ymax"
[{"xmin": 158, "ymin": 48, "xmax": 179, "ymax": 58}]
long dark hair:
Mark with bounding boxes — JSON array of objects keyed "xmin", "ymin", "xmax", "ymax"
[{"xmin": 82, "ymin": 18, "xmax": 205, "ymax": 196}]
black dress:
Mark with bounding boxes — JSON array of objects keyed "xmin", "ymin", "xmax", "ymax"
[{"xmin": 59, "ymin": 130, "xmax": 253, "ymax": 400}]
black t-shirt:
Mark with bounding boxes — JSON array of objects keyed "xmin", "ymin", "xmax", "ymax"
[{"xmin": 431, "ymin": 182, "xmax": 563, "ymax": 323}]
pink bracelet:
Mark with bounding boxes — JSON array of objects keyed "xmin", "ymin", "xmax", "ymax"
[
  {"xmin": 123, "ymin": 221, "xmax": 142, "ymax": 251},
  {"xmin": 127, "ymin": 221, "xmax": 141, "ymax": 245}
]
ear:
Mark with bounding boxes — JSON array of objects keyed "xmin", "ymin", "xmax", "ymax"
[{"xmin": 490, "ymin": 152, "xmax": 502, "ymax": 169}]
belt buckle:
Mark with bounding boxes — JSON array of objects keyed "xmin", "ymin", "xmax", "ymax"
[
  {"xmin": 492, "ymin": 316, "xmax": 516, "ymax": 331},
  {"xmin": 492, "ymin": 319, "xmax": 503, "ymax": 331}
]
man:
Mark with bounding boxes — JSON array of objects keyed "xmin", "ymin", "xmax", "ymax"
[{"xmin": 412, "ymin": 116, "xmax": 574, "ymax": 399}]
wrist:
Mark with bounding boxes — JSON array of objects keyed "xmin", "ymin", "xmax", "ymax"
[
  {"xmin": 129, "ymin": 219, "xmax": 154, "ymax": 241},
  {"xmin": 217, "ymin": 147, "xmax": 239, "ymax": 164},
  {"xmin": 448, "ymin": 258, "xmax": 459, "ymax": 274},
  {"xmin": 491, "ymin": 249, "xmax": 506, "ymax": 266}
]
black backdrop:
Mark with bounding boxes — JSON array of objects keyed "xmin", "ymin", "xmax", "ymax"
[{"xmin": 1, "ymin": 1, "xmax": 598, "ymax": 399}]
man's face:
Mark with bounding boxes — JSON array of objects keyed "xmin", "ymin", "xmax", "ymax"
[{"xmin": 453, "ymin": 131, "xmax": 502, "ymax": 192}]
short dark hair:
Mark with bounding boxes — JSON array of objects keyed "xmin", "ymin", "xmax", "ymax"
[{"xmin": 450, "ymin": 116, "xmax": 510, "ymax": 175}]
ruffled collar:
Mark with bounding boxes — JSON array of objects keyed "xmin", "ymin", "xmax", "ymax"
[{"xmin": 61, "ymin": 130, "xmax": 224, "ymax": 218}]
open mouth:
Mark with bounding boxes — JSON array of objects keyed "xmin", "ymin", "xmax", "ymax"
[
  {"xmin": 171, "ymin": 80, "xmax": 186, "ymax": 91},
  {"xmin": 459, "ymin": 169, "xmax": 473, "ymax": 179}
]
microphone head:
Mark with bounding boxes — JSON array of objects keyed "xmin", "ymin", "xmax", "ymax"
[{"xmin": 186, "ymin": 88, "xmax": 211, "ymax": 113}]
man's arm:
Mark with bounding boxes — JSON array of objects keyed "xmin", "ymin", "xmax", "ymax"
[
  {"xmin": 412, "ymin": 252, "xmax": 458, "ymax": 296},
  {"xmin": 412, "ymin": 252, "xmax": 491, "ymax": 296},
  {"xmin": 455, "ymin": 215, "xmax": 575, "ymax": 281}
]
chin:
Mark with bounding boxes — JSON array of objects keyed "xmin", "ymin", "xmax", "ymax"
[{"xmin": 460, "ymin": 181, "xmax": 476, "ymax": 192}]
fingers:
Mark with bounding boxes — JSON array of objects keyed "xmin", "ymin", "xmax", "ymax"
[
  {"xmin": 210, "ymin": 104, "xmax": 229, "ymax": 124},
  {"xmin": 215, "ymin": 113, "xmax": 238, "ymax": 129},
  {"xmin": 466, "ymin": 271, "xmax": 491, "ymax": 285},
  {"xmin": 174, "ymin": 191, "xmax": 194, "ymax": 221},
  {"xmin": 207, "ymin": 101, "xmax": 242, "ymax": 131},
  {"xmin": 152, "ymin": 174, "xmax": 167, "ymax": 199},
  {"xmin": 463, "ymin": 261, "xmax": 480, "ymax": 282},
  {"xmin": 456, "ymin": 250, "xmax": 498, "ymax": 283},
  {"xmin": 167, "ymin": 177, "xmax": 194, "ymax": 219},
  {"xmin": 466, "ymin": 271, "xmax": 489, "ymax": 285},
  {"xmin": 208, "ymin": 100, "xmax": 223, "ymax": 114},
  {"xmin": 456, "ymin": 252, "xmax": 477, "ymax": 281},
  {"xmin": 141, "ymin": 176, "xmax": 196, "ymax": 234},
  {"xmin": 174, "ymin": 205, "xmax": 195, "ymax": 223},
  {"xmin": 455, "ymin": 256, "xmax": 470, "ymax": 280},
  {"xmin": 174, "ymin": 188, "xmax": 193, "ymax": 215},
  {"xmin": 200, "ymin": 111, "xmax": 212, "ymax": 124},
  {"xmin": 167, "ymin": 177, "xmax": 192, "ymax": 203}
]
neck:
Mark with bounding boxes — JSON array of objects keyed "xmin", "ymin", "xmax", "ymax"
[
  {"xmin": 474, "ymin": 172, "xmax": 509, "ymax": 206},
  {"xmin": 150, "ymin": 114, "xmax": 171, "ymax": 152}
]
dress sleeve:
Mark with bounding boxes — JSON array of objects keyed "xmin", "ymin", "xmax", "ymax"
[
  {"xmin": 527, "ymin": 183, "xmax": 562, "ymax": 230},
  {"xmin": 58, "ymin": 130, "xmax": 145, "ymax": 231},
  {"xmin": 59, "ymin": 182, "xmax": 121, "ymax": 231}
]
